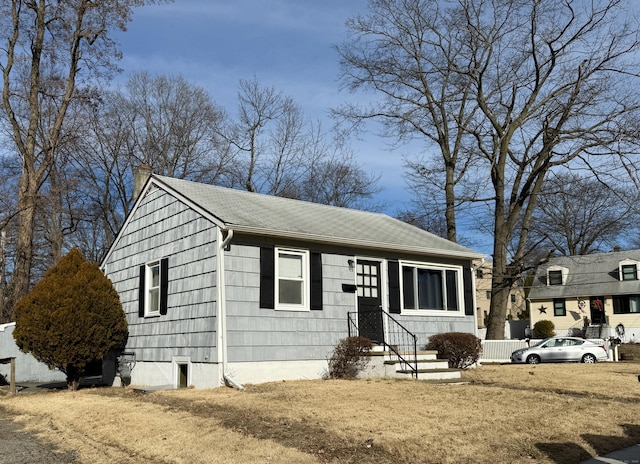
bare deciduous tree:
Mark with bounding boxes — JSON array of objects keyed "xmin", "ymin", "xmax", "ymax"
[
  {"xmin": 68, "ymin": 73, "xmax": 233, "ymax": 261},
  {"xmin": 334, "ymin": 0, "xmax": 481, "ymax": 242},
  {"xmin": 0, "ymin": 0, "xmax": 165, "ymax": 317},
  {"xmin": 229, "ymin": 77, "xmax": 302, "ymax": 194},
  {"xmin": 336, "ymin": 0, "xmax": 640, "ymax": 339},
  {"xmin": 125, "ymin": 72, "xmax": 231, "ymax": 182},
  {"xmin": 530, "ymin": 172, "xmax": 639, "ymax": 256},
  {"xmin": 228, "ymin": 78, "xmax": 381, "ymax": 208}
]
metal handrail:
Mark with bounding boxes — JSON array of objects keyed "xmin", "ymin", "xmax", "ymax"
[{"xmin": 348, "ymin": 309, "xmax": 418, "ymax": 378}]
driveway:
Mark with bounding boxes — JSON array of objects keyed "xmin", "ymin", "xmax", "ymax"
[{"xmin": 0, "ymin": 409, "xmax": 78, "ymax": 464}]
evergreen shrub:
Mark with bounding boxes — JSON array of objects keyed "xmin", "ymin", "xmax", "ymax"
[
  {"xmin": 533, "ymin": 320, "xmax": 555, "ymax": 339},
  {"xmin": 13, "ymin": 248, "xmax": 128, "ymax": 390}
]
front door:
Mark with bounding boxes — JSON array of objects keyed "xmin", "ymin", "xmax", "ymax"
[
  {"xmin": 590, "ymin": 296, "xmax": 606, "ymax": 324},
  {"xmin": 356, "ymin": 260, "xmax": 384, "ymax": 344}
]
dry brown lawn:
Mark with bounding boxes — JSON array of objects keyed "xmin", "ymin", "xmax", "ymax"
[{"xmin": 2, "ymin": 362, "xmax": 640, "ymax": 463}]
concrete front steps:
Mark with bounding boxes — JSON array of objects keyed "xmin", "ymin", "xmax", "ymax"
[{"xmin": 360, "ymin": 349, "xmax": 463, "ymax": 382}]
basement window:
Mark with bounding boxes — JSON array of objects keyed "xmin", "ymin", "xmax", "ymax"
[{"xmin": 177, "ymin": 364, "xmax": 188, "ymax": 388}]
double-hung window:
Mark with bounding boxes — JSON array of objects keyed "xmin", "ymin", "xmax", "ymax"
[
  {"xmin": 622, "ymin": 264, "xmax": 638, "ymax": 281},
  {"xmin": 138, "ymin": 257, "xmax": 169, "ymax": 317},
  {"xmin": 146, "ymin": 261, "xmax": 161, "ymax": 315},
  {"xmin": 275, "ymin": 248, "xmax": 309, "ymax": 311},
  {"xmin": 402, "ymin": 263, "xmax": 462, "ymax": 312},
  {"xmin": 553, "ymin": 298, "xmax": 566, "ymax": 317}
]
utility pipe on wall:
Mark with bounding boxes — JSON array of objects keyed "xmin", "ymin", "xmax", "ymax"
[{"xmin": 216, "ymin": 228, "xmax": 234, "ymax": 386}]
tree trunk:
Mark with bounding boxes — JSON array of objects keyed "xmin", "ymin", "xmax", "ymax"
[
  {"xmin": 66, "ymin": 366, "xmax": 81, "ymax": 391},
  {"xmin": 11, "ymin": 169, "xmax": 39, "ymax": 318},
  {"xmin": 48, "ymin": 167, "xmax": 64, "ymax": 265},
  {"xmin": 486, "ymin": 170, "xmax": 511, "ymax": 340},
  {"xmin": 444, "ymin": 160, "xmax": 457, "ymax": 243},
  {"xmin": 67, "ymin": 378, "xmax": 80, "ymax": 391},
  {"xmin": 0, "ymin": 230, "xmax": 6, "ymax": 323},
  {"xmin": 486, "ymin": 247, "xmax": 511, "ymax": 340}
]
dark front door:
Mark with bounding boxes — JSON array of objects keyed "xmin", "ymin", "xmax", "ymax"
[
  {"xmin": 356, "ymin": 260, "xmax": 384, "ymax": 344},
  {"xmin": 590, "ymin": 296, "xmax": 606, "ymax": 324}
]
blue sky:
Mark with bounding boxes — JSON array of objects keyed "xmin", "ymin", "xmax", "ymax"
[
  {"xmin": 114, "ymin": 2, "xmax": 405, "ymax": 197},
  {"xmin": 113, "ymin": 0, "xmax": 494, "ymax": 255}
]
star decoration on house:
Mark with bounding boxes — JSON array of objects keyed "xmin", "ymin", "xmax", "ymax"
[{"xmin": 538, "ymin": 306, "xmax": 547, "ymax": 314}]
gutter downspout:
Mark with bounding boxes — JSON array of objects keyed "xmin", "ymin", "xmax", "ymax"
[
  {"xmin": 471, "ymin": 258, "xmax": 485, "ymax": 340},
  {"xmin": 217, "ymin": 228, "xmax": 238, "ymax": 388}
]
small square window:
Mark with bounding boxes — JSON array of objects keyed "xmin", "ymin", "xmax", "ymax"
[
  {"xmin": 486, "ymin": 290, "xmax": 491, "ymax": 300},
  {"xmin": 510, "ymin": 294, "xmax": 516, "ymax": 303},
  {"xmin": 622, "ymin": 264, "xmax": 637, "ymax": 281},
  {"xmin": 548, "ymin": 270, "xmax": 563, "ymax": 286}
]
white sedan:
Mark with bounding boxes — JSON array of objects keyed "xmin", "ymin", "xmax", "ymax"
[{"xmin": 510, "ymin": 337, "xmax": 608, "ymax": 364}]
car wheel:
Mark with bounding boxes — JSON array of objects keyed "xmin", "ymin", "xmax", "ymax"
[
  {"xmin": 582, "ymin": 353, "xmax": 597, "ymax": 364},
  {"xmin": 526, "ymin": 354, "xmax": 541, "ymax": 364}
]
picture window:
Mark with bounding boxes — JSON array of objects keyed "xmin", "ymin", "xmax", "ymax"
[{"xmin": 402, "ymin": 263, "xmax": 462, "ymax": 312}]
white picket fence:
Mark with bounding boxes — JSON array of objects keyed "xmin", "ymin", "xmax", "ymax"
[
  {"xmin": 480, "ymin": 340, "xmax": 531, "ymax": 363},
  {"xmin": 480, "ymin": 338, "xmax": 612, "ymax": 363}
]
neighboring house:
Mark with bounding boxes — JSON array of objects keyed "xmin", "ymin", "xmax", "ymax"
[
  {"xmin": 101, "ymin": 173, "xmax": 484, "ymax": 389},
  {"xmin": 474, "ymin": 260, "xmax": 526, "ymax": 328},
  {"xmin": 528, "ymin": 250, "xmax": 640, "ymax": 341},
  {"xmin": 0, "ymin": 322, "xmax": 66, "ymax": 383}
]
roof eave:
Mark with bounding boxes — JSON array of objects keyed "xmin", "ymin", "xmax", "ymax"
[{"xmin": 226, "ymin": 225, "xmax": 485, "ymax": 260}]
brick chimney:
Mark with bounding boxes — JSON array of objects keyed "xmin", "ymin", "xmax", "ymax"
[{"xmin": 133, "ymin": 164, "xmax": 152, "ymax": 201}]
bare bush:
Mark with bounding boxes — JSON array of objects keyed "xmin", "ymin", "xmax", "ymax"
[
  {"xmin": 426, "ymin": 332, "xmax": 482, "ymax": 369},
  {"xmin": 326, "ymin": 336, "xmax": 372, "ymax": 379}
]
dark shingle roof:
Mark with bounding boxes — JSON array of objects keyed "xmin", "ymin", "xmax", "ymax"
[{"xmin": 529, "ymin": 250, "xmax": 640, "ymax": 300}]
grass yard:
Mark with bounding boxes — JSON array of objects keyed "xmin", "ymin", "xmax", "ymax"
[{"xmin": 2, "ymin": 361, "xmax": 640, "ymax": 463}]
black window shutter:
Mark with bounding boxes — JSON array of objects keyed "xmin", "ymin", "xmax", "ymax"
[
  {"xmin": 463, "ymin": 267, "xmax": 474, "ymax": 316},
  {"xmin": 388, "ymin": 260, "xmax": 401, "ymax": 314},
  {"xmin": 138, "ymin": 265, "xmax": 146, "ymax": 317},
  {"xmin": 310, "ymin": 252, "xmax": 323, "ymax": 310},
  {"xmin": 260, "ymin": 247, "xmax": 275, "ymax": 309},
  {"xmin": 160, "ymin": 257, "xmax": 169, "ymax": 315},
  {"xmin": 402, "ymin": 266, "xmax": 415, "ymax": 309}
]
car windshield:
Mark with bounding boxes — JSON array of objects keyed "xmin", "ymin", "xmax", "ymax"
[{"xmin": 530, "ymin": 339, "xmax": 548, "ymax": 347}]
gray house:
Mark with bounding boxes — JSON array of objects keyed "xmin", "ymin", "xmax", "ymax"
[{"xmin": 101, "ymin": 173, "xmax": 484, "ymax": 389}]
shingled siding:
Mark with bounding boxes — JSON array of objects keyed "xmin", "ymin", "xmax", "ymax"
[
  {"xmin": 103, "ymin": 187, "xmax": 218, "ymax": 365},
  {"xmin": 225, "ymin": 245, "xmax": 354, "ymax": 363},
  {"xmin": 391, "ymin": 314, "xmax": 476, "ymax": 350}
]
